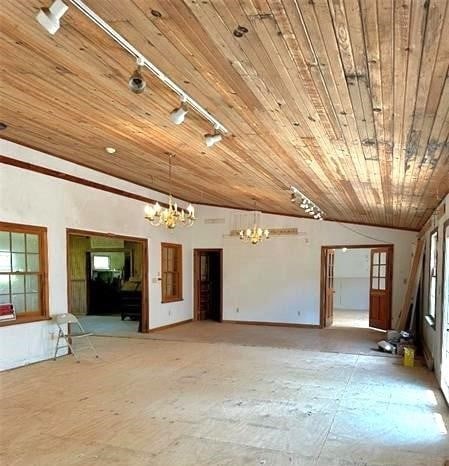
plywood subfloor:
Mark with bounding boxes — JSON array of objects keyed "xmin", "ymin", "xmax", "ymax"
[
  {"xmin": 78, "ymin": 319, "xmax": 385, "ymax": 356},
  {"xmin": 1, "ymin": 331, "xmax": 448, "ymax": 465}
]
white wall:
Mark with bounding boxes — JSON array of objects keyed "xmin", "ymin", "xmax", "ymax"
[
  {"xmin": 334, "ymin": 249, "xmax": 370, "ymax": 311},
  {"xmin": 191, "ymin": 206, "xmax": 416, "ymax": 326},
  {"xmin": 0, "ymin": 140, "xmax": 193, "ymax": 370},
  {"xmin": 1, "ymin": 140, "xmax": 418, "ymax": 370},
  {"xmin": 420, "ymin": 194, "xmax": 449, "ymax": 386}
]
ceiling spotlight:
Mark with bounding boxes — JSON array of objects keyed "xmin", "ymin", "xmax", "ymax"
[
  {"xmin": 105, "ymin": 147, "xmax": 116, "ymax": 154},
  {"xmin": 170, "ymin": 97, "xmax": 188, "ymax": 125},
  {"xmin": 342, "ymin": 247, "xmax": 348, "ymax": 252},
  {"xmin": 290, "ymin": 193, "xmax": 296, "ymax": 202},
  {"xmin": 128, "ymin": 57, "xmax": 146, "ymax": 94},
  {"xmin": 204, "ymin": 126, "xmax": 222, "ymax": 147},
  {"xmin": 36, "ymin": 0, "xmax": 68, "ymax": 35}
]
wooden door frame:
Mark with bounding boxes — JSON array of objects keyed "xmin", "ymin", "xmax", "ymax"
[
  {"xmin": 193, "ymin": 248, "xmax": 223, "ymax": 322},
  {"xmin": 441, "ymin": 219, "xmax": 449, "ymax": 393},
  {"xmin": 66, "ymin": 228, "xmax": 149, "ymax": 333},
  {"xmin": 320, "ymin": 244, "xmax": 394, "ymax": 328}
]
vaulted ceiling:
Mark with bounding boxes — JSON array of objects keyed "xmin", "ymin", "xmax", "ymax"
[{"xmin": 1, "ymin": 0, "xmax": 448, "ymax": 230}]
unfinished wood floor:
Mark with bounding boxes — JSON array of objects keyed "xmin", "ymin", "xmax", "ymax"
[{"xmin": 1, "ymin": 331, "xmax": 448, "ymax": 466}]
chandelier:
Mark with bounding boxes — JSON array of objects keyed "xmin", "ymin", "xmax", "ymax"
[
  {"xmin": 144, "ymin": 155, "xmax": 195, "ymax": 229},
  {"xmin": 239, "ymin": 205, "xmax": 269, "ymax": 245}
]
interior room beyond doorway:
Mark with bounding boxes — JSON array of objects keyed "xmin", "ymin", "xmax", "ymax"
[
  {"xmin": 67, "ymin": 230, "xmax": 148, "ymax": 335},
  {"xmin": 332, "ymin": 248, "xmax": 370, "ymax": 328},
  {"xmin": 321, "ymin": 244, "xmax": 393, "ymax": 330}
]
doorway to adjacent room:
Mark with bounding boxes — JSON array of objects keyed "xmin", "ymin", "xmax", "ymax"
[
  {"xmin": 194, "ymin": 249, "xmax": 223, "ymax": 322},
  {"xmin": 66, "ymin": 229, "xmax": 148, "ymax": 334},
  {"xmin": 320, "ymin": 244, "xmax": 393, "ymax": 330}
]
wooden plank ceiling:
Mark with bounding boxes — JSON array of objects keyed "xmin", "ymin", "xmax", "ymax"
[{"xmin": 1, "ymin": 0, "xmax": 448, "ymax": 230}]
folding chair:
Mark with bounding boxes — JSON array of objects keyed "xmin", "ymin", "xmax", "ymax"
[{"xmin": 53, "ymin": 313, "xmax": 99, "ymax": 362}]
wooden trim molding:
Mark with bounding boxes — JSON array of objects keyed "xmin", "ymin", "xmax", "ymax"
[
  {"xmin": 149, "ymin": 318, "xmax": 192, "ymax": 332},
  {"xmin": 0, "ymin": 154, "xmax": 169, "ymax": 209},
  {"xmin": 0, "ymin": 154, "xmax": 421, "ymax": 232},
  {"xmin": 223, "ymin": 320, "xmax": 320, "ymax": 329}
]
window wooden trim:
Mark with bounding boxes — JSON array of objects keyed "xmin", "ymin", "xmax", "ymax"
[
  {"xmin": 161, "ymin": 242, "xmax": 183, "ymax": 303},
  {"xmin": 427, "ymin": 227, "xmax": 438, "ymax": 328},
  {"xmin": 0, "ymin": 221, "xmax": 49, "ymax": 326}
]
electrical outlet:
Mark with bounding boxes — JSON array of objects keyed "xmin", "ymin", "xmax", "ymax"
[
  {"xmin": 236, "ymin": 307, "xmax": 239, "ymax": 313},
  {"xmin": 168, "ymin": 309, "xmax": 172, "ymax": 316},
  {"xmin": 297, "ymin": 311, "xmax": 301, "ymax": 316}
]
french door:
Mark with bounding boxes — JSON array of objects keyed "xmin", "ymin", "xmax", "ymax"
[{"xmin": 369, "ymin": 247, "xmax": 393, "ymax": 330}]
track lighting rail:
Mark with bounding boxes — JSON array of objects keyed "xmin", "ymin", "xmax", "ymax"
[{"xmin": 67, "ymin": 0, "xmax": 228, "ymax": 134}]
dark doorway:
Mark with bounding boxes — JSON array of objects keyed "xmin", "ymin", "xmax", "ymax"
[{"xmin": 194, "ymin": 249, "xmax": 223, "ymax": 321}]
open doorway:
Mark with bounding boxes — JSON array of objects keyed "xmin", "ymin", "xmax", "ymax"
[
  {"xmin": 320, "ymin": 244, "xmax": 393, "ymax": 330},
  {"xmin": 194, "ymin": 249, "xmax": 222, "ymax": 321},
  {"xmin": 67, "ymin": 229, "xmax": 148, "ymax": 334}
]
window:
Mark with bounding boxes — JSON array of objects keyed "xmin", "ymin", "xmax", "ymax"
[
  {"xmin": 428, "ymin": 229, "xmax": 438, "ymax": 323},
  {"xmin": 93, "ymin": 255, "xmax": 110, "ymax": 270},
  {"xmin": 0, "ymin": 222, "xmax": 48, "ymax": 325},
  {"xmin": 161, "ymin": 243, "xmax": 182, "ymax": 303}
]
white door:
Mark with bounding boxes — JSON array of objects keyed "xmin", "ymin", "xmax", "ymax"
[{"xmin": 442, "ymin": 224, "xmax": 449, "ymax": 401}]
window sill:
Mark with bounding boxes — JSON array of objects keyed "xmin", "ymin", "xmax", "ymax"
[
  {"xmin": 0, "ymin": 315, "xmax": 51, "ymax": 328},
  {"xmin": 424, "ymin": 315, "xmax": 436, "ymax": 330},
  {"xmin": 161, "ymin": 298, "xmax": 184, "ymax": 304}
]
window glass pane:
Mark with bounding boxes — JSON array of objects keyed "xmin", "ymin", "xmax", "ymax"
[
  {"xmin": 0, "ymin": 294, "xmax": 10, "ymax": 304},
  {"xmin": 26, "ymin": 293, "xmax": 40, "ymax": 312},
  {"xmin": 0, "ymin": 232, "xmax": 10, "ymax": 252},
  {"xmin": 26, "ymin": 254, "xmax": 40, "ymax": 272},
  {"xmin": 12, "ymin": 253, "xmax": 26, "ymax": 272},
  {"xmin": 380, "ymin": 252, "xmax": 387, "ymax": 264},
  {"xmin": 373, "ymin": 252, "xmax": 379, "ymax": 265},
  {"xmin": 11, "ymin": 233, "xmax": 25, "ymax": 252},
  {"xmin": 168, "ymin": 248, "xmax": 174, "ymax": 272},
  {"xmin": 166, "ymin": 273, "xmax": 173, "ymax": 296},
  {"xmin": 12, "ymin": 294, "xmax": 25, "ymax": 313},
  {"xmin": 372, "ymin": 265, "xmax": 379, "ymax": 278},
  {"xmin": 25, "ymin": 275, "xmax": 39, "ymax": 293},
  {"xmin": 0, "ymin": 275, "xmax": 10, "ymax": 294},
  {"xmin": 379, "ymin": 278, "xmax": 386, "ymax": 290},
  {"xmin": 26, "ymin": 234, "xmax": 39, "ymax": 253},
  {"xmin": 379, "ymin": 265, "xmax": 386, "ymax": 278},
  {"xmin": 372, "ymin": 278, "xmax": 378, "ymax": 290},
  {"xmin": 162, "ymin": 247, "xmax": 167, "ymax": 271},
  {"xmin": 0, "ymin": 252, "xmax": 11, "ymax": 272},
  {"xmin": 11, "ymin": 275, "xmax": 25, "ymax": 294}
]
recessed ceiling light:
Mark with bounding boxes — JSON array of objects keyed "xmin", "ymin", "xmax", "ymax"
[
  {"xmin": 0, "ymin": 123, "xmax": 7, "ymax": 130},
  {"xmin": 105, "ymin": 147, "xmax": 116, "ymax": 154}
]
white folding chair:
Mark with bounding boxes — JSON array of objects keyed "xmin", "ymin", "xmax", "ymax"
[{"xmin": 53, "ymin": 313, "xmax": 99, "ymax": 362}]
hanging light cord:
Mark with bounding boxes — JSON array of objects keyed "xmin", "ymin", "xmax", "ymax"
[{"xmin": 337, "ymin": 222, "xmax": 399, "ymax": 243}]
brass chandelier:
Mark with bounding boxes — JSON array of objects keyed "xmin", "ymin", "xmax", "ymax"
[
  {"xmin": 144, "ymin": 155, "xmax": 195, "ymax": 229},
  {"xmin": 239, "ymin": 204, "xmax": 269, "ymax": 245}
]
